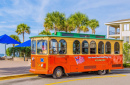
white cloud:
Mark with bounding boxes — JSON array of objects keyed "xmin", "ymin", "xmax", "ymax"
[
  {"xmin": 0, "ymin": 21, "xmax": 6, "ymax": 23},
  {"xmin": 0, "ymin": 0, "xmax": 50, "ymax": 23},
  {"xmin": 0, "ymin": 25, "xmax": 17, "ymax": 29},
  {"xmin": 70, "ymin": 0, "xmax": 130, "ymax": 11}
]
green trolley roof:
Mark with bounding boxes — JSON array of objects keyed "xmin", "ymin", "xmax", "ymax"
[{"xmin": 30, "ymin": 32, "xmax": 123, "ymax": 41}]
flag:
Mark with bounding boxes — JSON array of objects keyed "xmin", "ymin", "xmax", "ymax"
[{"xmin": 75, "ymin": 56, "xmax": 85, "ymax": 64}]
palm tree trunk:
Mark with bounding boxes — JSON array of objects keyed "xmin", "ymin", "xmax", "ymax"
[
  {"xmin": 77, "ymin": 27, "xmax": 80, "ymax": 33},
  {"xmin": 23, "ymin": 32, "xmax": 24, "ymax": 42},
  {"xmin": 65, "ymin": 28, "xmax": 67, "ymax": 32},
  {"xmin": 94, "ymin": 29, "xmax": 95, "ymax": 34},
  {"xmin": 54, "ymin": 27, "xmax": 57, "ymax": 35}
]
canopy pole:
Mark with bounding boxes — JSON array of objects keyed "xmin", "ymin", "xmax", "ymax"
[
  {"xmin": 5, "ymin": 44, "xmax": 6, "ymax": 57},
  {"xmin": 24, "ymin": 54, "xmax": 25, "ymax": 61}
]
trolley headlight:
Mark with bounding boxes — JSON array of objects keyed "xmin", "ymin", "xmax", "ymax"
[
  {"xmin": 41, "ymin": 64, "xmax": 43, "ymax": 67},
  {"xmin": 32, "ymin": 57, "xmax": 34, "ymax": 61}
]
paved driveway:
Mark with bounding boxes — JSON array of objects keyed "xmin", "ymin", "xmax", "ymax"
[{"xmin": 0, "ymin": 60, "xmax": 30, "ymax": 77}]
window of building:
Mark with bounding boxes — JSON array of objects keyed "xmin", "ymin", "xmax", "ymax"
[
  {"xmin": 37, "ymin": 40, "xmax": 47, "ymax": 54},
  {"xmin": 98, "ymin": 41, "xmax": 104, "ymax": 54},
  {"xmin": 59, "ymin": 39, "xmax": 67, "ymax": 54},
  {"xmin": 73, "ymin": 40, "xmax": 80, "ymax": 54},
  {"xmin": 82, "ymin": 40, "xmax": 88, "ymax": 54},
  {"xmin": 31, "ymin": 40, "xmax": 36, "ymax": 54},
  {"xmin": 124, "ymin": 24, "xmax": 129, "ymax": 31},
  {"xmin": 124, "ymin": 36, "xmax": 129, "ymax": 43},
  {"xmin": 114, "ymin": 42, "xmax": 120, "ymax": 54},
  {"xmin": 49, "ymin": 39, "xmax": 58, "ymax": 54},
  {"xmin": 105, "ymin": 42, "xmax": 111, "ymax": 54},
  {"xmin": 90, "ymin": 41, "xmax": 96, "ymax": 54}
]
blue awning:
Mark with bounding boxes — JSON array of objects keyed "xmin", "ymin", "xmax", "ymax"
[
  {"xmin": 0, "ymin": 34, "xmax": 21, "ymax": 44},
  {"xmin": 15, "ymin": 40, "xmax": 31, "ymax": 47}
]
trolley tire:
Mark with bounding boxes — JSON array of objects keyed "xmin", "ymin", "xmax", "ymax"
[
  {"xmin": 97, "ymin": 70, "xmax": 106, "ymax": 75},
  {"xmin": 106, "ymin": 70, "xmax": 110, "ymax": 74},
  {"xmin": 53, "ymin": 67, "xmax": 63, "ymax": 79}
]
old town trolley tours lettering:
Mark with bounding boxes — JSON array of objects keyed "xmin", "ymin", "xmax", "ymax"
[{"xmin": 29, "ymin": 32, "xmax": 123, "ymax": 79}]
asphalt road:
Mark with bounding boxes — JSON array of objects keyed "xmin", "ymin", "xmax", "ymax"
[{"xmin": 0, "ymin": 68, "xmax": 130, "ymax": 85}]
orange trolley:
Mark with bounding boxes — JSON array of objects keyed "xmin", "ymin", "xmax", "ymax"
[{"xmin": 29, "ymin": 32, "xmax": 123, "ymax": 78}]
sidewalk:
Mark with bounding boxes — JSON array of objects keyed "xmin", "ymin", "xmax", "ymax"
[{"xmin": 0, "ymin": 60, "xmax": 31, "ymax": 77}]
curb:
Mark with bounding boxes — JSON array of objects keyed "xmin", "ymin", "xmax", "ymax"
[{"xmin": 0, "ymin": 74, "xmax": 38, "ymax": 81}]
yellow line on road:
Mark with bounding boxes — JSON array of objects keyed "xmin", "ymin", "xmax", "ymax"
[
  {"xmin": 45, "ymin": 74, "xmax": 126, "ymax": 85},
  {"xmin": 0, "ymin": 74, "xmax": 38, "ymax": 81}
]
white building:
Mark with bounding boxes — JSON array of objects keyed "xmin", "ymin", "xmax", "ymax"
[{"xmin": 105, "ymin": 19, "xmax": 130, "ymax": 43}]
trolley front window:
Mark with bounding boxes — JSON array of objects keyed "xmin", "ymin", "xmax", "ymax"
[
  {"xmin": 31, "ymin": 40, "xmax": 36, "ymax": 54},
  {"xmin": 37, "ymin": 40, "xmax": 47, "ymax": 54}
]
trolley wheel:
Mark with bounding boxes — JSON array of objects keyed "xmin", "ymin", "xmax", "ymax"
[
  {"xmin": 97, "ymin": 70, "xmax": 106, "ymax": 75},
  {"xmin": 106, "ymin": 70, "xmax": 110, "ymax": 74},
  {"xmin": 53, "ymin": 67, "xmax": 63, "ymax": 79}
]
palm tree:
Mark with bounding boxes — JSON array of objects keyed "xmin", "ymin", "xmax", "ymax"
[
  {"xmin": 69, "ymin": 12, "xmax": 89, "ymax": 33},
  {"xmin": 88, "ymin": 19, "xmax": 99, "ymax": 34},
  {"xmin": 59, "ymin": 18, "xmax": 75, "ymax": 33},
  {"xmin": 44, "ymin": 11, "xmax": 65, "ymax": 34},
  {"xmin": 16, "ymin": 23, "xmax": 30, "ymax": 42},
  {"xmin": 39, "ymin": 30, "xmax": 51, "ymax": 35},
  {"xmin": 10, "ymin": 35, "xmax": 21, "ymax": 47}
]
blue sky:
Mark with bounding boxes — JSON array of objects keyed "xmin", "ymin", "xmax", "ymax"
[{"xmin": 0, "ymin": 0, "xmax": 130, "ymax": 54}]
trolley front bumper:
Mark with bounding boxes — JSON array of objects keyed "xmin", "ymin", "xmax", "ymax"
[{"xmin": 29, "ymin": 69, "xmax": 50, "ymax": 74}]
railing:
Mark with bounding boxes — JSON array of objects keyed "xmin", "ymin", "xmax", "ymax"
[{"xmin": 109, "ymin": 31, "xmax": 120, "ymax": 35}]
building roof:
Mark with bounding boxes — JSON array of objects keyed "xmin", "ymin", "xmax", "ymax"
[
  {"xmin": 30, "ymin": 32, "xmax": 123, "ymax": 41},
  {"xmin": 105, "ymin": 19, "xmax": 130, "ymax": 25}
]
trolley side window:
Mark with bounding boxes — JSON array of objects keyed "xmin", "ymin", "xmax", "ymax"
[
  {"xmin": 114, "ymin": 42, "xmax": 120, "ymax": 54},
  {"xmin": 37, "ymin": 40, "xmax": 47, "ymax": 54},
  {"xmin": 98, "ymin": 41, "xmax": 104, "ymax": 54},
  {"xmin": 105, "ymin": 42, "xmax": 111, "ymax": 54},
  {"xmin": 31, "ymin": 40, "xmax": 36, "ymax": 54},
  {"xmin": 49, "ymin": 39, "xmax": 58, "ymax": 54},
  {"xmin": 90, "ymin": 41, "xmax": 96, "ymax": 54},
  {"xmin": 73, "ymin": 40, "xmax": 80, "ymax": 54},
  {"xmin": 59, "ymin": 39, "xmax": 67, "ymax": 54},
  {"xmin": 82, "ymin": 40, "xmax": 88, "ymax": 54}
]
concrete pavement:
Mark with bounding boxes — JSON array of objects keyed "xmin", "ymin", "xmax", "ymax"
[
  {"xmin": 0, "ymin": 69, "xmax": 130, "ymax": 85},
  {"xmin": 0, "ymin": 60, "xmax": 30, "ymax": 77}
]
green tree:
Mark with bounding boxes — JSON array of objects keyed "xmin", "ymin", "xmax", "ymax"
[
  {"xmin": 123, "ymin": 42, "xmax": 130, "ymax": 64},
  {"xmin": 16, "ymin": 23, "xmax": 30, "ymax": 42},
  {"xmin": 44, "ymin": 11, "xmax": 65, "ymax": 34},
  {"xmin": 39, "ymin": 30, "xmax": 51, "ymax": 35},
  {"xmin": 10, "ymin": 35, "xmax": 21, "ymax": 47},
  {"xmin": 88, "ymin": 19, "xmax": 99, "ymax": 34},
  {"xmin": 69, "ymin": 12, "xmax": 89, "ymax": 33},
  {"xmin": 6, "ymin": 48, "xmax": 12, "ymax": 56},
  {"xmin": 10, "ymin": 35, "xmax": 21, "ymax": 57}
]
